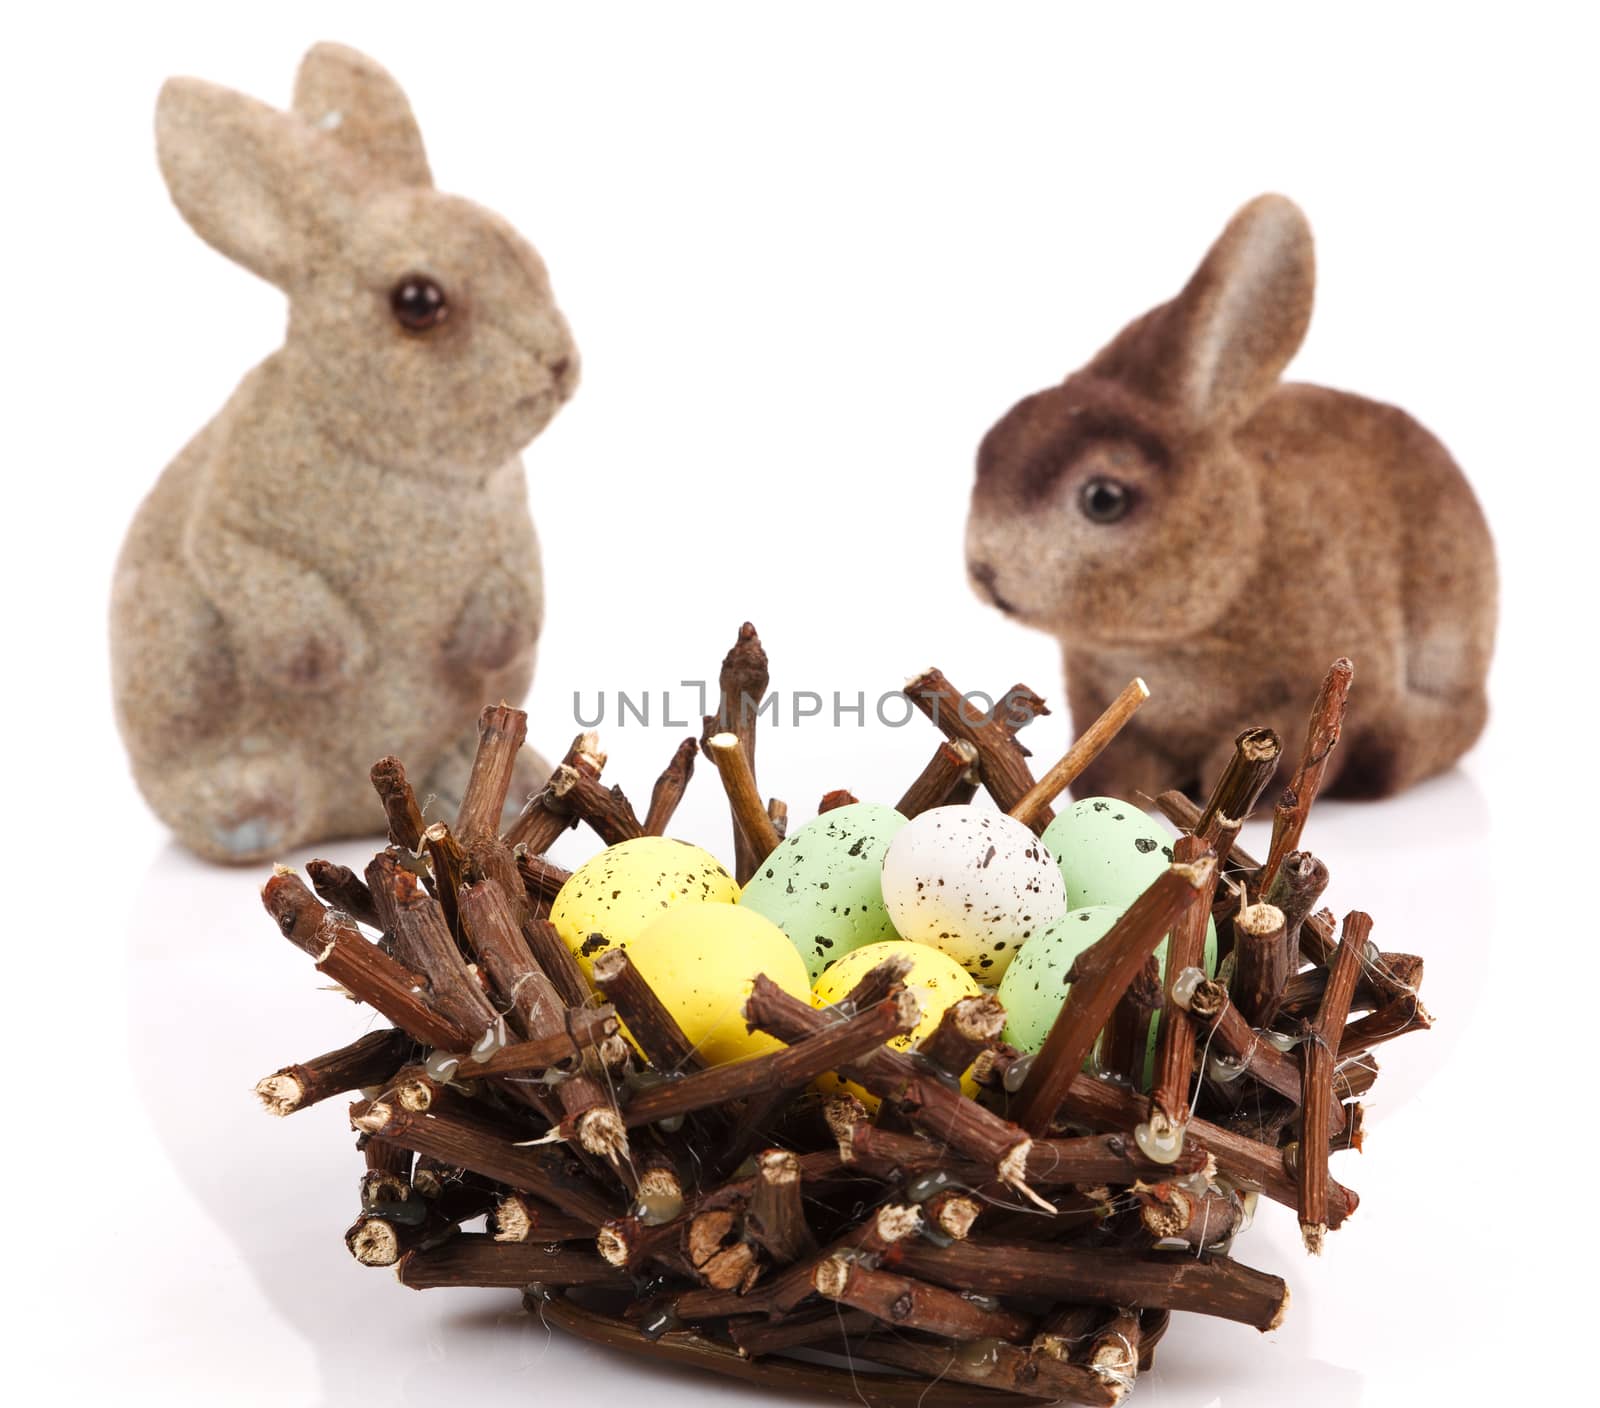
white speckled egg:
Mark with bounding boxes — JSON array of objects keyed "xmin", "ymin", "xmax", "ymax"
[{"xmin": 880, "ymin": 805, "xmax": 1067, "ymax": 979}]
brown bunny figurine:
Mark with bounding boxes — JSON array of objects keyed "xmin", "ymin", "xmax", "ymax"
[
  {"xmin": 965, "ymin": 194, "xmax": 1496, "ymax": 802},
  {"xmin": 111, "ymin": 44, "xmax": 577, "ymax": 862}
]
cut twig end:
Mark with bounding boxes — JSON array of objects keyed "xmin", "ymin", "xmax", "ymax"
[
  {"xmin": 254, "ymin": 1073, "xmax": 303, "ymax": 1117},
  {"xmin": 814, "ymin": 1253, "xmax": 852, "ymax": 1300},
  {"xmin": 347, "ymin": 1217, "xmax": 402, "ymax": 1266},
  {"xmin": 1237, "ymin": 902, "xmax": 1287, "ymax": 937},
  {"xmin": 351, "ymin": 1099, "xmax": 394, "ymax": 1136},
  {"xmin": 576, "ymin": 1107, "xmax": 629, "ymax": 1159},
  {"xmin": 1172, "ymin": 854, "xmax": 1218, "ymax": 889},
  {"xmin": 1268, "ymin": 1285, "xmax": 1293, "ymax": 1331}
]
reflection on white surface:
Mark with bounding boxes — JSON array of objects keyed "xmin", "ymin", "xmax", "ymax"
[{"xmin": 119, "ymin": 763, "xmax": 1490, "ymax": 1406}]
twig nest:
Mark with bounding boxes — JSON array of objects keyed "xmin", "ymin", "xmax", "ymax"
[
  {"xmin": 550, "ymin": 836, "xmax": 738, "ymax": 976},
  {"xmin": 880, "ymin": 805, "xmax": 1066, "ymax": 978},
  {"xmin": 738, "ymin": 802, "xmax": 907, "ymax": 981},
  {"xmin": 623, "ymin": 902, "xmax": 809, "ymax": 1064}
]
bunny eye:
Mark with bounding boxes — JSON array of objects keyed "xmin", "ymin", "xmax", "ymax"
[
  {"xmin": 390, "ymin": 275, "xmax": 450, "ymax": 333},
  {"xmin": 1079, "ymin": 476, "xmax": 1135, "ymax": 524}
]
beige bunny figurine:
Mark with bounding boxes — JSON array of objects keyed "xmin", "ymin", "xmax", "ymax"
[
  {"xmin": 966, "ymin": 194, "xmax": 1496, "ymax": 802},
  {"xmin": 111, "ymin": 44, "xmax": 577, "ymax": 862}
]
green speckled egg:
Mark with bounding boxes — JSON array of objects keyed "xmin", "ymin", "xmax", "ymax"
[
  {"xmin": 550, "ymin": 836, "xmax": 738, "ymax": 978},
  {"xmin": 1041, "ymin": 797, "xmax": 1180, "ymax": 909},
  {"xmin": 997, "ymin": 904, "xmax": 1218, "ymax": 1086},
  {"xmin": 739, "ymin": 802, "xmax": 907, "ymax": 981}
]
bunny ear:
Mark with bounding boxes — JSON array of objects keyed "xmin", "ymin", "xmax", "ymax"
[
  {"xmin": 1094, "ymin": 194, "xmax": 1315, "ymax": 430},
  {"xmin": 292, "ymin": 42, "xmax": 432, "ymax": 189},
  {"xmin": 156, "ymin": 77, "xmax": 354, "ymax": 289}
]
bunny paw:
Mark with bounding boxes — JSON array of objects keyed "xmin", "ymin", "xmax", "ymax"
[
  {"xmin": 443, "ymin": 568, "xmax": 538, "ymax": 676},
  {"xmin": 156, "ymin": 752, "xmax": 319, "ymax": 863}
]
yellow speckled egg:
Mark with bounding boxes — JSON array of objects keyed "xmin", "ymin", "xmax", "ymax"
[
  {"xmin": 811, "ymin": 940, "xmax": 982, "ymax": 1104},
  {"xmin": 622, "ymin": 902, "xmax": 811, "ymax": 1065},
  {"xmin": 550, "ymin": 836, "xmax": 738, "ymax": 977}
]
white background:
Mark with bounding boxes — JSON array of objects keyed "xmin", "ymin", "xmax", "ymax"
[{"xmin": 4, "ymin": 3, "xmax": 1593, "ymax": 1404}]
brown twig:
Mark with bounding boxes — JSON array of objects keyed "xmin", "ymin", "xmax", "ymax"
[
  {"xmin": 455, "ymin": 703, "xmax": 527, "ymax": 843},
  {"xmin": 1231, "ymin": 902, "xmax": 1288, "ymax": 1027},
  {"xmin": 371, "ymin": 755, "xmax": 427, "ymax": 852},
  {"xmin": 592, "ymin": 947, "xmax": 701, "ymax": 1074},
  {"xmin": 349, "ymin": 1097, "xmax": 616, "ymax": 1226},
  {"xmin": 644, "ymin": 737, "xmax": 699, "ymax": 836},
  {"xmin": 1058, "ymin": 1071, "xmax": 1358, "ymax": 1225},
  {"xmin": 1259, "ymin": 659, "xmax": 1354, "ymax": 896},
  {"xmin": 1194, "ymin": 726, "xmax": 1282, "ymax": 848},
  {"xmin": 1153, "ymin": 791, "xmax": 1262, "ymax": 871},
  {"xmin": 487, "ymin": 1193, "xmax": 596, "ymax": 1244},
  {"xmin": 1148, "ymin": 834, "xmax": 1219, "ymax": 1125},
  {"xmin": 626, "ymin": 987, "xmax": 922, "ymax": 1128},
  {"xmin": 1099, "ymin": 954, "xmax": 1164, "ymax": 1088},
  {"xmin": 421, "ymin": 820, "xmax": 469, "ymax": 939},
  {"xmin": 455, "ymin": 881, "xmax": 566, "ymax": 1040},
  {"xmin": 746, "ymin": 1150, "xmax": 817, "ymax": 1264},
  {"xmin": 705, "ymin": 731, "xmax": 782, "ymax": 865},
  {"xmin": 884, "ymin": 1239, "xmax": 1289, "ymax": 1332},
  {"xmin": 903, "ymin": 669, "xmax": 1048, "ymax": 817},
  {"xmin": 1011, "ymin": 854, "xmax": 1215, "ymax": 1134},
  {"xmin": 1133, "ymin": 1180, "xmax": 1245, "ymax": 1253},
  {"xmin": 398, "ymin": 1235, "xmax": 630, "ymax": 1290},
  {"xmin": 386, "ymin": 866, "xmax": 499, "ymax": 1037},
  {"xmin": 515, "ymin": 851, "xmax": 572, "ymax": 907},
  {"xmin": 519, "ymin": 916, "xmax": 592, "ymax": 1012},
  {"xmin": 1010, "ymin": 677, "xmax": 1150, "ymax": 830},
  {"xmin": 1299, "ymin": 910, "xmax": 1371, "ymax": 1252},
  {"xmin": 702, "ymin": 622, "xmax": 771, "ymax": 883},
  {"xmin": 815, "ymin": 1254, "xmax": 1034, "ymax": 1342},
  {"xmin": 1186, "ymin": 978, "xmax": 1340, "ymax": 1128},
  {"xmin": 746, "ymin": 978, "xmax": 1040, "ymax": 1195},
  {"xmin": 305, "ymin": 859, "xmax": 382, "ymax": 930},
  {"xmin": 456, "ymin": 879, "xmax": 625, "ymax": 1161},
  {"xmin": 1262, "ymin": 852, "xmax": 1330, "ymax": 968},
  {"xmin": 503, "ymin": 733, "xmax": 606, "ymax": 854},
  {"xmin": 896, "ymin": 738, "xmax": 979, "ymax": 819},
  {"xmin": 548, "ymin": 765, "xmax": 645, "ymax": 847},
  {"xmin": 836, "ymin": 951, "xmax": 917, "ymax": 1010},
  {"xmin": 914, "ymin": 993, "xmax": 1005, "ymax": 1076},
  {"xmin": 262, "ymin": 872, "xmax": 468, "ymax": 1050},
  {"xmin": 255, "ymin": 1028, "xmax": 414, "ymax": 1116},
  {"xmin": 466, "ymin": 1008, "xmax": 619, "ymax": 1077}
]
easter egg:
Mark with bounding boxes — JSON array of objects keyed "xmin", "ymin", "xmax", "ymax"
[
  {"xmin": 622, "ymin": 902, "xmax": 810, "ymax": 1065},
  {"xmin": 1041, "ymin": 797, "xmax": 1179, "ymax": 909},
  {"xmin": 880, "ymin": 805, "xmax": 1067, "ymax": 979},
  {"xmin": 549, "ymin": 836, "xmax": 738, "ymax": 977},
  {"xmin": 739, "ymin": 802, "xmax": 907, "ymax": 981},
  {"xmin": 997, "ymin": 905, "xmax": 1218, "ymax": 1086},
  {"xmin": 812, "ymin": 940, "xmax": 982, "ymax": 1102},
  {"xmin": 1039, "ymin": 794, "xmax": 1217, "ymax": 960}
]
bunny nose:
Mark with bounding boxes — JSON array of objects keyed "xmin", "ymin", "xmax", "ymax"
[{"xmin": 969, "ymin": 561, "xmax": 1018, "ymax": 615}]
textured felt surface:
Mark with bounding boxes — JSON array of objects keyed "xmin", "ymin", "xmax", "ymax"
[
  {"xmin": 111, "ymin": 43, "xmax": 577, "ymax": 862},
  {"xmin": 965, "ymin": 195, "xmax": 1497, "ymax": 802}
]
